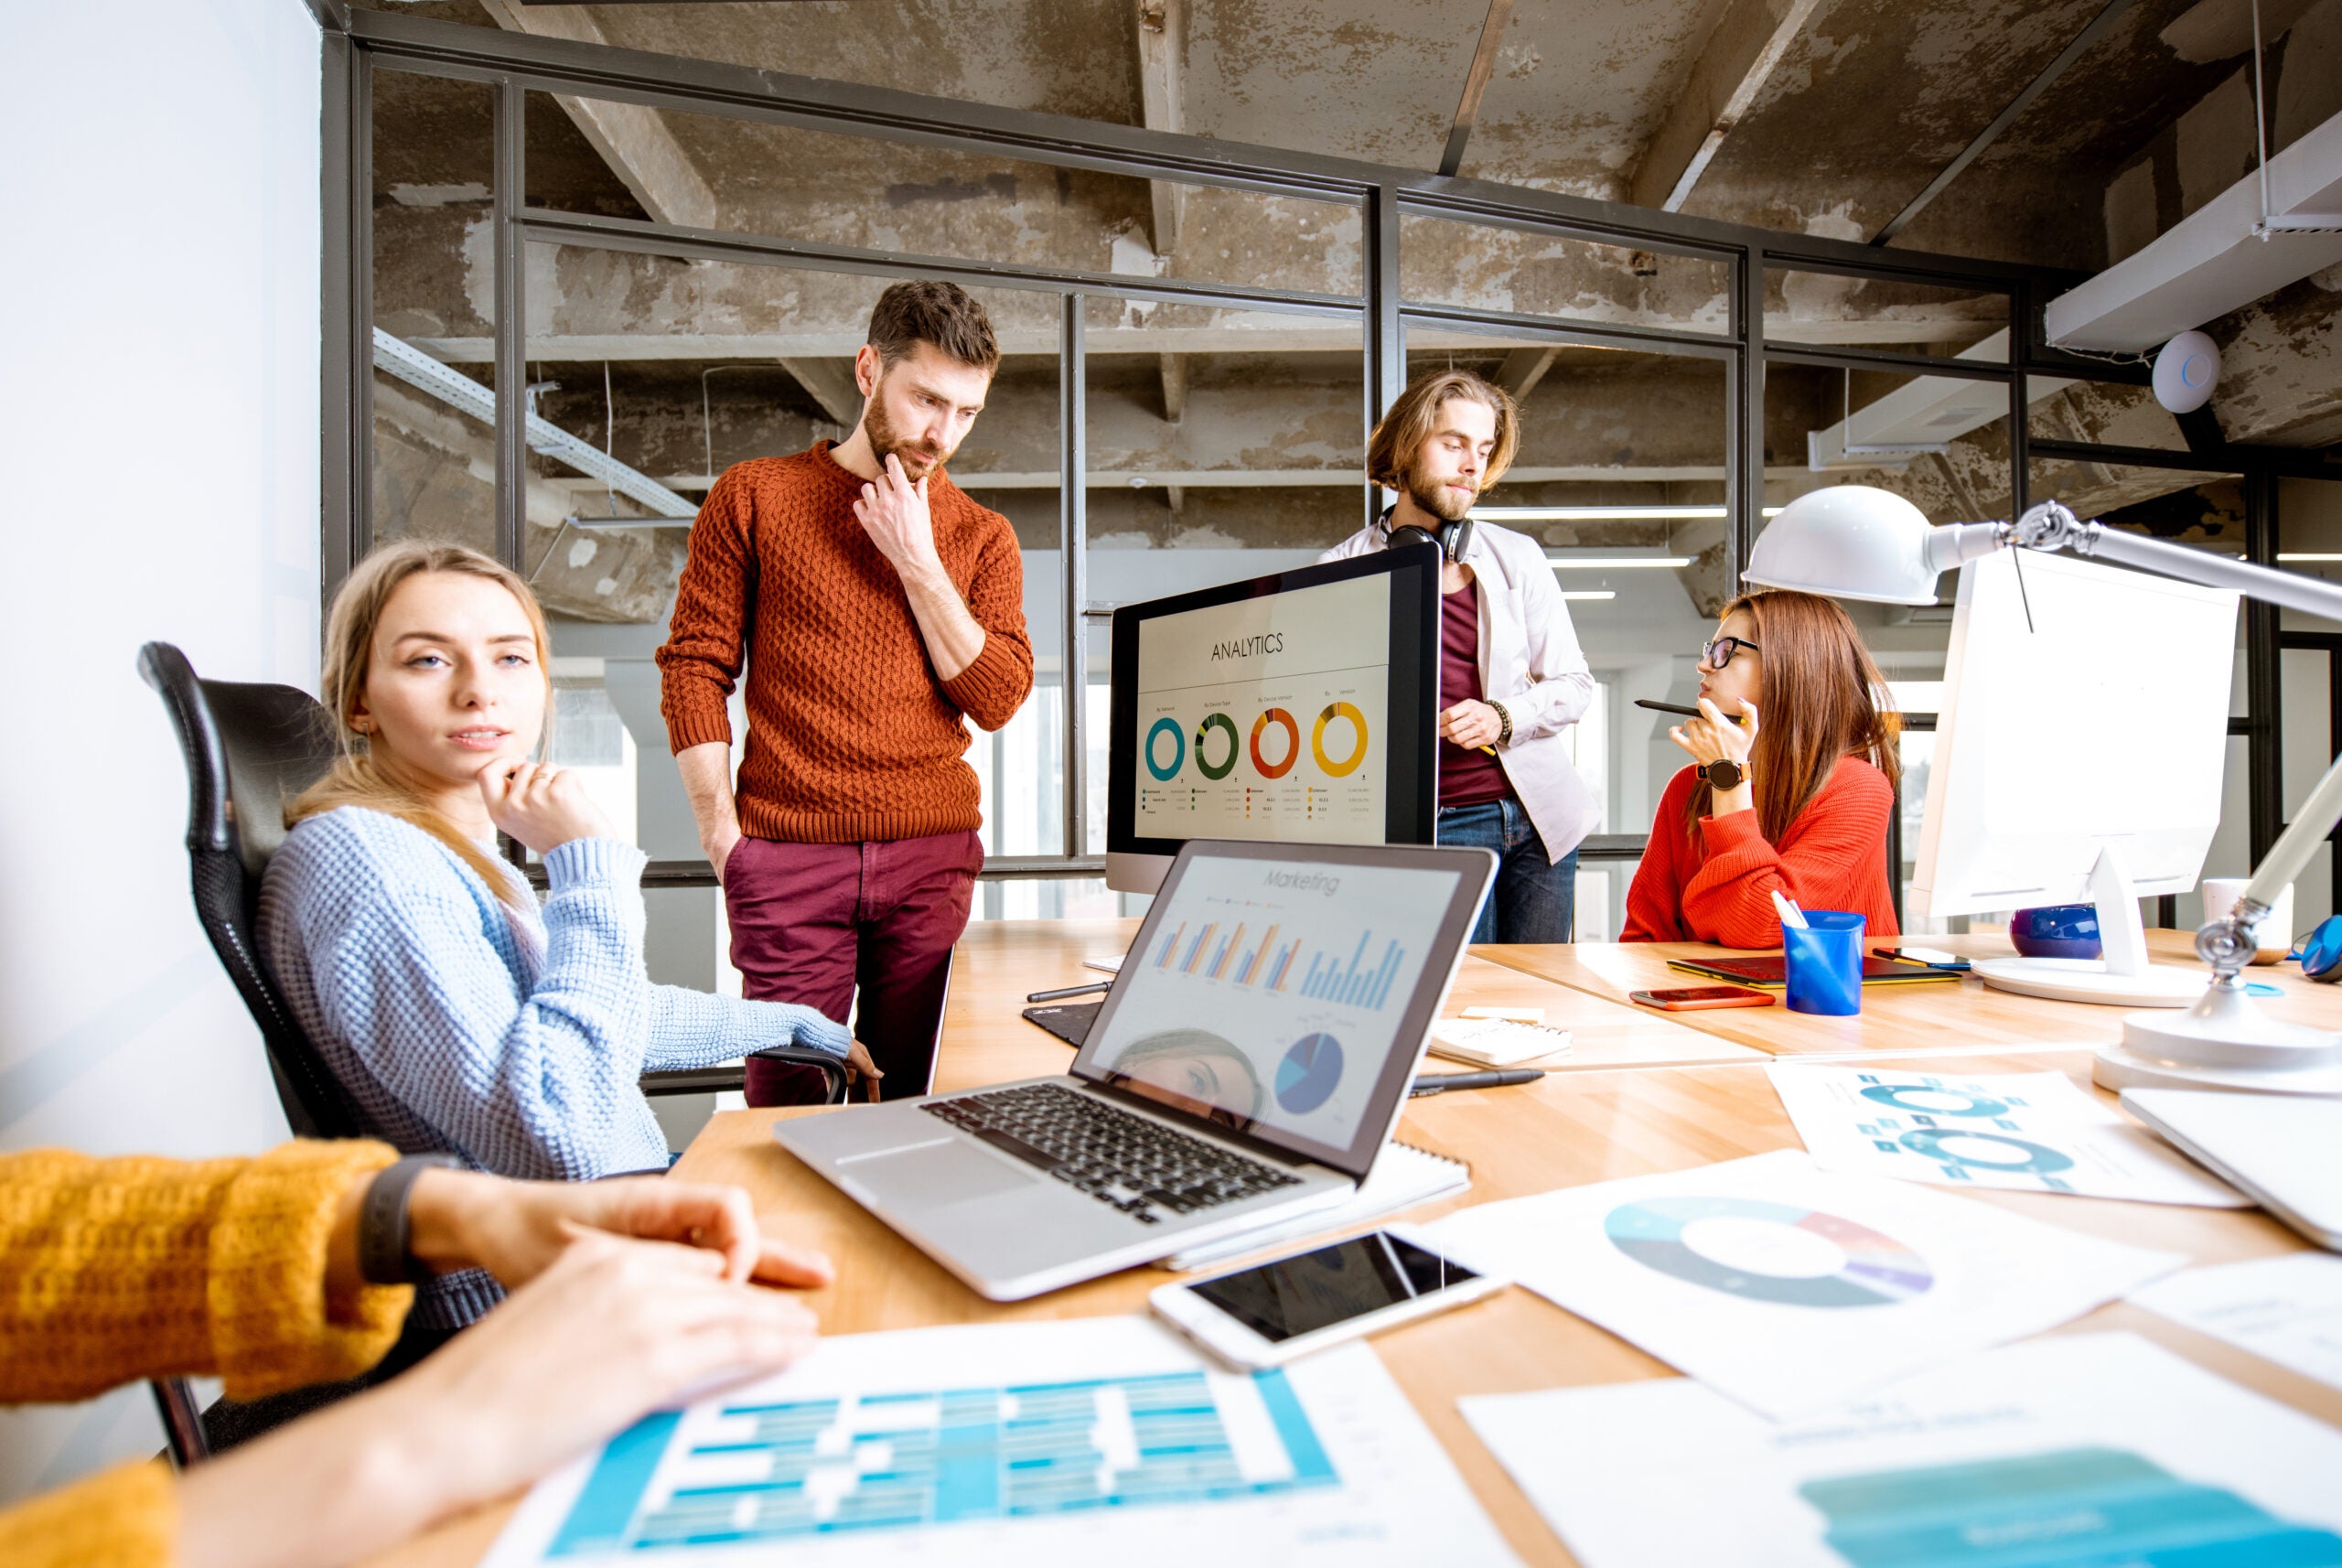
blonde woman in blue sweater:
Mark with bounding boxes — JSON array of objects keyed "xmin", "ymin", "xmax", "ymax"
[{"xmin": 262, "ymin": 542, "xmax": 876, "ymax": 1328}]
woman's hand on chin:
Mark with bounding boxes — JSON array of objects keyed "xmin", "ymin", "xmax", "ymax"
[
  {"xmin": 476, "ymin": 757, "xmax": 617, "ymax": 854},
  {"xmin": 1669, "ymin": 698, "xmax": 1757, "ymax": 768}
]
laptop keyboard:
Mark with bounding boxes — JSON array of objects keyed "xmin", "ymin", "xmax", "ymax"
[{"xmin": 922, "ymin": 1083, "xmax": 1302, "ymax": 1226}]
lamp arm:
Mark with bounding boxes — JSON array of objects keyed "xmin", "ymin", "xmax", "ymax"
[{"xmin": 2011, "ymin": 500, "xmax": 2342, "ymax": 623}]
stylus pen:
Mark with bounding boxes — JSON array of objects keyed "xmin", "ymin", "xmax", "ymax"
[
  {"xmin": 1635, "ymin": 698, "xmax": 1750, "ymax": 722},
  {"xmin": 1409, "ymin": 1069, "xmax": 1546, "ymax": 1097},
  {"xmin": 1025, "ymin": 980, "xmax": 1112, "ymax": 1003}
]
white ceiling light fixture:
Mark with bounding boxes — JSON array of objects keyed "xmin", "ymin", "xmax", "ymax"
[
  {"xmin": 1556, "ymin": 590, "xmax": 1617, "ymax": 600},
  {"xmin": 2278, "ymin": 553, "xmax": 2342, "ymax": 562},
  {"xmin": 1543, "ymin": 555, "xmax": 1694, "ymax": 569}
]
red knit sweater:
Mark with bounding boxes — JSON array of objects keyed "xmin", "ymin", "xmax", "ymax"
[
  {"xmin": 655, "ymin": 445, "xmax": 1034, "ymax": 844},
  {"xmin": 1624, "ymin": 757, "xmax": 1900, "ymax": 948}
]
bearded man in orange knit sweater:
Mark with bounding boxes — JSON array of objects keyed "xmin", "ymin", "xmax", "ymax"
[{"xmin": 657, "ymin": 281, "xmax": 1033, "ymax": 1105}]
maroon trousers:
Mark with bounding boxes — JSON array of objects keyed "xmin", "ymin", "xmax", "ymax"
[{"xmin": 723, "ymin": 829, "xmax": 982, "ymax": 1106}]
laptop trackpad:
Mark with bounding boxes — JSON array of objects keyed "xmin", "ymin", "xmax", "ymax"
[{"xmin": 846, "ymin": 1138, "xmax": 1045, "ymax": 1207}]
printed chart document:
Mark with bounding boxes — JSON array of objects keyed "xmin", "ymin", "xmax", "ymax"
[
  {"xmin": 1421, "ymin": 1149, "xmax": 2182, "ymax": 1418},
  {"xmin": 1459, "ymin": 1331, "xmax": 2342, "ymax": 1568},
  {"xmin": 1770, "ymin": 1065, "xmax": 2247, "ymax": 1207},
  {"xmin": 483, "ymin": 1316, "xmax": 1516, "ymax": 1567},
  {"xmin": 2131, "ymin": 1251, "xmax": 2342, "ymax": 1392}
]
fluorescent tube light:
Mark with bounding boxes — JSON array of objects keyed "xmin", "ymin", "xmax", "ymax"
[
  {"xmin": 1543, "ymin": 555, "xmax": 1693, "ymax": 569},
  {"xmin": 1474, "ymin": 505, "xmax": 1726, "ymax": 521},
  {"xmin": 1557, "ymin": 590, "xmax": 1617, "ymax": 600},
  {"xmin": 2277, "ymin": 553, "xmax": 2342, "ymax": 563}
]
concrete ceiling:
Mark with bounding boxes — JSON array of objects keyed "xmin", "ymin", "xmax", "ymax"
[{"xmin": 357, "ymin": 0, "xmax": 2341, "ymax": 624}]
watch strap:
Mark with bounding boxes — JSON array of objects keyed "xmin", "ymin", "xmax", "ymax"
[{"xmin": 358, "ymin": 1154, "xmax": 461, "ymax": 1286}]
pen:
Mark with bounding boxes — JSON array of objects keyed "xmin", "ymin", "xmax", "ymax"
[
  {"xmin": 1409, "ymin": 1069, "xmax": 1546, "ymax": 1097},
  {"xmin": 1025, "ymin": 980, "xmax": 1112, "ymax": 1003}
]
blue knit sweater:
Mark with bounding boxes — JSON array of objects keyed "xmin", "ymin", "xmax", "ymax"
[{"xmin": 259, "ymin": 806, "xmax": 848, "ymax": 1326}]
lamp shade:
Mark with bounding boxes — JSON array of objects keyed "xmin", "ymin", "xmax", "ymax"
[{"xmin": 1745, "ymin": 485, "xmax": 1943, "ymax": 605}]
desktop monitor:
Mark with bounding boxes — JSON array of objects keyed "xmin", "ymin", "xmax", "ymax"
[
  {"xmin": 1910, "ymin": 547, "xmax": 2240, "ymax": 1005},
  {"xmin": 1104, "ymin": 550, "xmax": 1440, "ymax": 895}
]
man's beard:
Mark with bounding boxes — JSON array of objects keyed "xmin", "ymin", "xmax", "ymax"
[
  {"xmin": 861, "ymin": 396, "xmax": 953, "ymax": 480},
  {"xmin": 1406, "ymin": 467, "xmax": 1476, "ymax": 522}
]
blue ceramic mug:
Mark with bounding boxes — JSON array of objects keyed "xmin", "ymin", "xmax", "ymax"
[{"xmin": 2009, "ymin": 904, "xmax": 2102, "ymax": 960}]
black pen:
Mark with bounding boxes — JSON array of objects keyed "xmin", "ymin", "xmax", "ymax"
[
  {"xmin": 1025, "ymin": 980, "xmax": 1112, "ymax": 1004},
  {"xmin": 1410, "ymin": 1069, "xmax": 1547, "ymax": 1097}
]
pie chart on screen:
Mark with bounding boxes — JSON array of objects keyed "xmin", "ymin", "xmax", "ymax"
[{"xmin": 1276, "ymin": 1033, "xmax": 1345, "ymax": 1114}]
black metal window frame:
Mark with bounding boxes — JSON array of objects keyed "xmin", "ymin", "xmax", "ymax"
[{"xmin": 320, "ymin": 6, "xmax": 2333, "ymax": 892}]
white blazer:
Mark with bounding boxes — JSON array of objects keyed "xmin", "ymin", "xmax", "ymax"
[{"xmin": 1319, "ymin": 518, "xmax": 1599, "ymax": 865}]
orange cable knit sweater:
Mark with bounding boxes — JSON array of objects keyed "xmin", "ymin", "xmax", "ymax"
[
  {"xmin": 0, "ymin": 1141, "xmax": 411, "ymax": 1568},
  {"xmin": 656, "ymin": 445, "xmax": 1035, "ymax": 844}
]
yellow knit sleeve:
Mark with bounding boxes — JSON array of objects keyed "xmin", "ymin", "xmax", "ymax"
[
  {"xmin": 0, "ymin": 1459, "xmax": 175, "ymax": 1568},
  {"xmin": 0, "ymin": 1142, "xmax": 414, "ymax": 1404}
]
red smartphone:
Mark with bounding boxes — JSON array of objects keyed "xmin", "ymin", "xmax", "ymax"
[{"xmin": 1629, "ymin": 984, "xmax": 1777, "ymax": 1011}]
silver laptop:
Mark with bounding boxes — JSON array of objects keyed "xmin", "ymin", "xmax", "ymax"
[
  {"xmin": 2122, "ymin": 1088, "xmax": 2342, "ymax": 1251},
  {"xmin": 774, "ymin": 839, "xmax": 1497, "ymax": 1300}
]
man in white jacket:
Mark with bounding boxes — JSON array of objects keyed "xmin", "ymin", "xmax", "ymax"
[{"xmin": 1319, "ymin": 369, "xmax": 1598, "ymax": 941}]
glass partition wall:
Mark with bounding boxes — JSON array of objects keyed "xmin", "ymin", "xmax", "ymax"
[{"xmin": 328, "ymin": 10, "xmax": 2335, "ymax": 961}]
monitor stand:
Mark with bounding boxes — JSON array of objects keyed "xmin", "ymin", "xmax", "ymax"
[{"xmin": 1969, "ymin": 848, "xmax": 2205, "ymax": 1008}]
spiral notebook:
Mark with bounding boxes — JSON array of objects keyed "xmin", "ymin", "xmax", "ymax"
[{"xmin": 1164, "ymin": 1141, "xmax": 1471, "ymax": 1272}]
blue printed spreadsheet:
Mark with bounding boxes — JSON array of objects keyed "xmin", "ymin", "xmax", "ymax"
[{"xmin": 482, "ymin": 1317, "xmax": 1514, "ymax": 1568}]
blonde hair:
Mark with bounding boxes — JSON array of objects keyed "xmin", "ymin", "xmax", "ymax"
[
  {"xmin": 1366, "ymin": 369, "xmax": 1520, "ymax": 494},
  {"xmin": 288, "ymin": 541, "xmax": 553, "ymax": 908}
]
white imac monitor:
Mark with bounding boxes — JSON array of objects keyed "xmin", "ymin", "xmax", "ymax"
[
  {"xmin": 1103, "ymin": 551, "xmax": 1442, "ymax": 895},
  {"xmin": 1911, "ymin": 548, "xmax": 2240, "ymax": 1005}
]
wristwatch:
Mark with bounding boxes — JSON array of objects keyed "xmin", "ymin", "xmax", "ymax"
[
  {"xmin": 1489, "ymin": 701, "xmax": 1513, "ymax": 748},
  {"xmin": 358, "ymin": 1154, "xmax": 462, "ymax": 1286},
  {"xmin": 1699, "ymin": 757, "xmax": 1746, "ymax": 790}
]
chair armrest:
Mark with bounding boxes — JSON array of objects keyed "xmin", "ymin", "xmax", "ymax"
[
  {"xmin": 638, "ymin": 1051, "xmax": 849, "ymax": 1105},
  {"xmin": 747, "ymin": 1046, "xmax": 850, "ymax": 1106}
]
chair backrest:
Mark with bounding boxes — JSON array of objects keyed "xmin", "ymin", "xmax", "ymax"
[{"xmin": 138, "ymin": 642, "xmax": 366, "ymax": 1139}]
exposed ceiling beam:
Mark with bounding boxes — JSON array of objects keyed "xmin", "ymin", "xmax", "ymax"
[
  {"xmin": 1437, "ymin": 0, "xmax": 1515, "ymax": 178},
  {"xmin": 478, "ymin": 0, "xmax": 717, "ymax": 229},
  {"xmin": 1627, "ymin": 0, "xmax": 1827, "ymax": 212},
  {"xmin": 1496, "ymin": 345, "xmax": 1560, "ymax": 401},
  {"xmin": 1870, "ymin": 0, "xmax": 2139, "ymax": 245},
  {"xmin": 775, "ymin": 356, "xmax": 864, "ymax": 426},
  {"xmin": 375, "ymin": 328, "xmax": 696, "ymax": 516}
]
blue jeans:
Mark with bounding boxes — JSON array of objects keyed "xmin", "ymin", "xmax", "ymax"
[{"xmin": 1437, "ymin": 798, "xmax": 1578, "ymax": 944}]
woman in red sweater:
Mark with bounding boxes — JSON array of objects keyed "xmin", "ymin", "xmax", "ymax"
[{"xmin": 1625, "ymin": 590, "xmax": 1901, "ymax": 948}]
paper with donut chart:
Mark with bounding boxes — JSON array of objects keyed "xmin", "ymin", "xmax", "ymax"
[
  {"xmin": 480, "ymin": 1316, "xmax": 1518, "ymax": 1567},
  {"xmin": 1768, "ymin": 1065, "xmax": 2249, "ymax": 1208},
  {"xmin": 1133, "ymin": 572, "xmax": 1389, "ymax": 843},
  {"xmin": 1458, "ymin": 1331, "xmax": 2342, "ymax": 1568},
  {"xmin": 1419, "ymin": 1150, "xmax": 2185, "ymax": 1418}
]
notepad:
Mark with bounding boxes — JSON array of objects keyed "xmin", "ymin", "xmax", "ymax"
[
  {"xmin": 1164, "ymin": 1141, "xmax": 1470, "ymax": 1272},
  {"xmin": 1429, "ymin": 1015, "xmax": 1574, "ymax": 1068}
]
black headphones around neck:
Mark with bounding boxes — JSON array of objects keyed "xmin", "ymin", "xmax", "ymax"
[{"xmin": 1380, "ymin": 505, "xmax": 1475, "ymax": 564}]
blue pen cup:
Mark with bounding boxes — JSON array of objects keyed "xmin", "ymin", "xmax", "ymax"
[{"xmin": 1783, "ymin": 911, "xmax": 1866, "ymax": 1015}]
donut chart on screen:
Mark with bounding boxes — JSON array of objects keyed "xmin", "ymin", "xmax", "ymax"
[
  {"xmin": 1194, "ymin": 713, "xmax": 1240, "ymax": 780},
  {"xmin": 1859, "ymin": 1084, "xmax": 2011, "ymax": 1119},
  {"xmin": 1274, "ymin": 1033, "xmax": 1345, "ymax": 1114},
  {"xmin": 1604, "ymin": 1195, "xmax": 1935, "ymax": 1308},
  {"xmin": 1250, "ymin": 708, "xmax": 1301, "ymax": 779},
  {"xmin": 1144, "ymin": 717, "xmax": 1186, "ymax": 781},
  {"xmin": 1898, "ymin": 1127, "xmax": 2076, "ymax": 1176},
  {"xmin": 1312, "ymin": 701, "xmax": 1370, "ymax": 778}
]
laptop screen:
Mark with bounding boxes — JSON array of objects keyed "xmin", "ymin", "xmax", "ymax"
[{"xmin": 1076, "ymin": 845, "xmax": 1469, "ymax": 1171}]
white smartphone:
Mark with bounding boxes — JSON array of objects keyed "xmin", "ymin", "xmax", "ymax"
[{"xmin": 1148, "ymin": 1228, "xmax": 1506, "ymax": 1369}]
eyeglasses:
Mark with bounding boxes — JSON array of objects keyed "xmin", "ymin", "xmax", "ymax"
[{"xmin": 1701, "ymin": 635, "xmax": 1761, "ymax": 670}]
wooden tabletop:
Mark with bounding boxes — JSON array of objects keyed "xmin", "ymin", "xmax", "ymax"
[
  {"xmin": 370, "ymin": 923, "xmax": 2335, "ymax": 1568},
  {"xmin": 1477, "ymin": 928, "xmax": 2342, "ymax": 1060}
]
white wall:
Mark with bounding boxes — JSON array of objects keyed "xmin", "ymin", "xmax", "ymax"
[{"xmin": 0, "ymin": 0, "xmax": 323, "ymax": 1502}]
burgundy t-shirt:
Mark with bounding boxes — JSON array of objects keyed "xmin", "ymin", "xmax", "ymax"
[{"xmin": 1439, "ymin": 582, "xmax": 1511, "ymax": 808}]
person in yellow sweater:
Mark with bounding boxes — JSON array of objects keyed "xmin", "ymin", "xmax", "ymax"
[{"xmin": 0, "ymin": 1139, "xmax": 835, "ymax": 1568}]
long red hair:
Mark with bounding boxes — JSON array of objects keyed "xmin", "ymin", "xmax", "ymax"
[{"xmin": 1687, "ymin": 590, "xmax": 1899, "ymax": 843}]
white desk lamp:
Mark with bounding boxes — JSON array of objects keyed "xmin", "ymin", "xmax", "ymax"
[{"xmin": 1748, "ymin": 486, "xmax": 2342, "ymax": 1096}]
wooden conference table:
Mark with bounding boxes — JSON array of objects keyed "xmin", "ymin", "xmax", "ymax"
[{"xmin": 376, "ymin": 921, "xmax": 2340, "ymax": 1568}]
